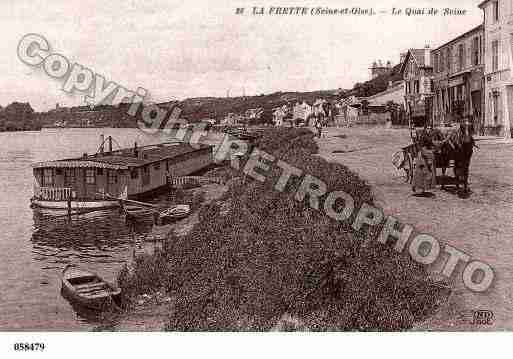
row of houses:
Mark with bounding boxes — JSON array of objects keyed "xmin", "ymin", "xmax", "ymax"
[
  {"xmin": 401, "ymin": 0, "xmax": 513, "ymax": 137},
  {"xmin": 221, "ymin": 108, "xmax": 264, "ymax": 126},
  {"xmin": 272, "ymin": 99, "xmax": 332, "ymax": 126},
  {"xmin": 333, "ymin": 0, "xmax": 513, "ymax": 138}
]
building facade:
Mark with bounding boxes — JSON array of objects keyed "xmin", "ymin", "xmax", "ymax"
[
  {"xmin": 292, "ymin": 101, "xmax": 313, "ymax": 122},
  {"xmin": 272, "ymin": 105, "xmax": 289, "ymax": 126},
  {"xmin": 430, "ymin": 25, "xmax": 485, "ymax": 131},
  {"xmin": 479, "ymin": 0, "xmax": 513, "ymax": 137},
  {"xmin": 400, "ymin": 47, "xmax": 434, "ymax": 127}
]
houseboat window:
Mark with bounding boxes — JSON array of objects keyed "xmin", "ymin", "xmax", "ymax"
[
  {"xmin": 108, "ymin": 170, "xmax": 118, "ymax": 184},
  {"xmin": 97, "ymin": 168, "xmax": 104, "ymax": 175},
  {"xmin": 142, "ymin": 165, "xmax": 150, "ymax": 186},
  {"xmin": 43, "ymin": 169, "xmax": 54, "ymax": 186},
  {"xmin": 64, "ymin": 168, "xmax": 75, "ymax": 185},
  {"xmin": 85, "ymin": 169, "xmax": 96, "ymax": 184},
  {"xmin": 130, "ymin": 169, "xmax": 139, "ymax": 179},
  {"xmin": 154, "ymin": 163, "xmax": 160, "ymax": 170},
  {"xmin": 56, "ymin": 168, "xmax": 63, "ymax": 175}
]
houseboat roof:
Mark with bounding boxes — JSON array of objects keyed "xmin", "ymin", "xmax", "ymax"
[{"xmin": 32, "ymin": 142, "xmax": 212, "ymax": 170}]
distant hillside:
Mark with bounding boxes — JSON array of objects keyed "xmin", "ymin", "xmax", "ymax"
[
  {"xmin": 31, "ymin": 89, "xmax": 347, "ymax": 129},
  {"xmin": 180, "ymin": 89, "xmax": 344, "ymax": 124}
]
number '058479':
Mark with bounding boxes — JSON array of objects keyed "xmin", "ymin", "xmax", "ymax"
[{"xmin": 13, "ymin": 343, "xmax": 45, "ymax": 351}]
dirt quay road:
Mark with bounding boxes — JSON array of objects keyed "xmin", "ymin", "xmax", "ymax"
[{"xmin": 316, "ymin": 126, "xmax": 513, "ymax": 331}]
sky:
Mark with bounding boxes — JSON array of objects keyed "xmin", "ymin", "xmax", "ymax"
[{"xmin": 0, "ymin": 0, "xmax": 483, "ymax": 111}]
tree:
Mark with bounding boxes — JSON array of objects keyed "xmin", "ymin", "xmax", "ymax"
[{"xmin": 0, "ymin": 102, "xmax": 39, "ymax": 131}]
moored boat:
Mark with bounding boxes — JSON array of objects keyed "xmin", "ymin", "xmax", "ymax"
[
  {"xmin": 124, "ymin": 205, "xmax": 156, "ymax": 222},
  {"xmin": 61, "ymin": 265, "xmax": 121, "ymax": 310},
  {"xmin": 159, "ymin": 204, "xmax": 191, "ymax": 221},
  {"xmin": 30, "ymin": 135, "xmax": 214, "ymax": 211}
]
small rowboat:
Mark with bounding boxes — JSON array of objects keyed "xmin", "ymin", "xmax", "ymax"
[
  {"xmin": 124, "ymin": 205, "xmax": 156, "ymax": 222},
  {"xmin": 159, "ymin": 204, "xmax": 191, "ymax": 221},
  {"xmin": 61, "ymin": 265, "xmax": 121, "ymax": 310}
]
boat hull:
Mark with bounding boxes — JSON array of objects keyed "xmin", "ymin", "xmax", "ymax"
[
  {"xmin": 61, "ymin": 287, "xmax": 119, "ymax": 310},
  {"xmin": 31, "ymin": 198, "xmax": 119, "ymax": 211},
  {"xmin": 61, "ymin": 266, "xmax": 121, "ymax": 311}
]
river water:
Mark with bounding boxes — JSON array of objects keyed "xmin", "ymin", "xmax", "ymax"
[{"xmin": 0, "ymin": 128, "xmax": 190, "ymax": 331}]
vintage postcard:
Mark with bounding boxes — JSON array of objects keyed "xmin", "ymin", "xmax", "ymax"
[{"xmin": 0, "ymin": 0, "xmax": 510, "ymax": 356}]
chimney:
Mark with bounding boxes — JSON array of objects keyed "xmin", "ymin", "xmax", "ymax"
[
  {"xmin": 108, "ymin": 136, "xmax": 113, "ymax": 153},
  {"xmin": 133, "ymin": 142, "xmax": 138, "ymax": 158}
]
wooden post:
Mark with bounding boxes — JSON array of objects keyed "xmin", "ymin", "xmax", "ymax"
[
  {"xmin": 99, "ymin": 134, "xmax": 105, "ymax": 154},
  {"xmin": 67, "ymin": 195, "xmax": 72, "ymax": 219}
]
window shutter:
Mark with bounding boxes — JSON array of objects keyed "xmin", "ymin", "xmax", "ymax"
[
  {"xmin": 462, "ymin": 44, "xmax": 466, "ymax": 69},
  {"xmin": 498, "ymin": 93, "xmax": 504, "ymax": 125}
]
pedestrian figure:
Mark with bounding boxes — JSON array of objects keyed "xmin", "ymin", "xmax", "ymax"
[
  {"xmin": 454, "ymin": 120, "xmax": 476, "ymax": 194},
  {"xmin": 412, "ymin": 137, "xmax": 436, "ymax": 195},
  {"xmin": 315, "ymin": 117, "xmax": 322, "ymax": 138}
]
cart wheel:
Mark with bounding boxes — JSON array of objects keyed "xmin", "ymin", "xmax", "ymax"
[
  {"xmin": 405, "ymin": 152, "xmax": 414, "ymax": 184},
  {"xmin": 392, "ymin": 151, "xmax": 410, "ymax": 183}
]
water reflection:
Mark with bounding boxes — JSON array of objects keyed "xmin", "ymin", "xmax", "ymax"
[{"xmin": 31, "ymin": 209, "xmax": 153, "ymax": 267}]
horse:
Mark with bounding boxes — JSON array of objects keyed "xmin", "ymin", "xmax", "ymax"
[
  {"xmin": 422, "ymin": 123, "xmax": 475, "ymax": 193},
  {"xmin": 452, "ymin": 122, "xmax": 475, "ymax": 193}
]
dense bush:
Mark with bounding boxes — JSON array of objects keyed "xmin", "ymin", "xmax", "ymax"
[
  {"xmin": 117, "ymin": 251, "xmax": 171, "ymax": 308},
  {"xmin": 255, "ymin": 127, "xmax": 317, "ymax": 154},
  {"xmin": 159, "ymin": 128, "xmax": 447, "ymax": 331}
]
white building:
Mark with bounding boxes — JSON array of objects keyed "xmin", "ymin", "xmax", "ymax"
[
  {"xmin": 479, "ymin": 0, "xmax": 513, "ymax": 137},
  {"xmin": 293, "ymin": 101, "xmax": 312, "ymax": 122},
  {"xmin": 273, "ymin": 105, "xmax": 289, "ymax": 126}
]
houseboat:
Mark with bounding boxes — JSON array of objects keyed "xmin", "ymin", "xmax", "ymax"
[{"xmin": 31, "ymin": 137, "xmax": 214, "ymax": 211}]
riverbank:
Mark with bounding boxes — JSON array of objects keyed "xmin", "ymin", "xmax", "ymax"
[{"xmin": 103, "ymin": 128, "xmax": 449, "ymax": 331}]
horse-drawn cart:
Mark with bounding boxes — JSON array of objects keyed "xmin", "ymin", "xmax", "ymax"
[{"xmin": 392, "ymin": 125, "xmax": 474, "ymax": 191}]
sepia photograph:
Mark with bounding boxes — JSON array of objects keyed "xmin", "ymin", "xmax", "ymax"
[{"xmin": 0, "ymin": 0, "xmax": 511, "ymax": 357}]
